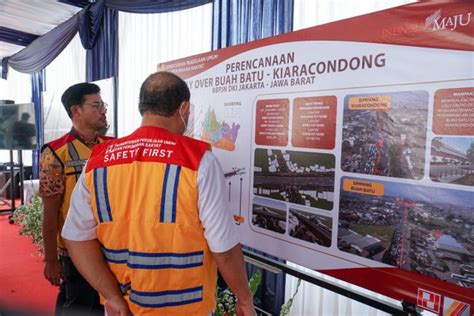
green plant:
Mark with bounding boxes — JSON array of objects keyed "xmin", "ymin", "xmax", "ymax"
[
  {"xmin": 215, "ymin": 270, "xmax": 262, "ymax": 316},
  {"xmin": 279, "ymin": 278, "xmax": 302, "ymax": 316},
  {"xmin": 215, "ymin": 270, "xmax": 302, "ymax": 316},
  {"xmin": 12, "ymin": 194, "xmax": 44, "ymax": 254}
]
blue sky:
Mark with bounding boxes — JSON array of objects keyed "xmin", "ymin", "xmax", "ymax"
[
  {"xmin": 438, "ymin": 137, "xmax": 474, "ymax": 154},
  {"xmin": 342, "ymin": 177, "xmax": 474, "ymax": 208},
  {"xmin": 383, "ymin": 182, "xmax": 473, "ymax": 207},
  {"xmin": 253, "ymin": 196, "xmax": 287, "ymax": 210}
]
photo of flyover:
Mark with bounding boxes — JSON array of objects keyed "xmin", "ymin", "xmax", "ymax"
[
  {"xmin": 252, "ymin": 197, "xmax": 287, "ymax": 234},
  {"xmin": 253, "ymin": 148, "xmax": 335, "ymax": 210},
  {"xmin": 341, "ymin": 91, "xmax": 428, "ymax": 180},
  {"xmin": 289, "ymin": 208, "xmax": 332, "ymax": 247},
  {"xmin": 430, "ymin": 137, "xmax": 474, "ymax": 187},
  {"xmin": 338, "ymin": 178, "xmax": 474, "ymax": 288}
]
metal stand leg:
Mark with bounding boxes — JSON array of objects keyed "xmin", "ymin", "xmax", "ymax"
[{"xmin": 8, "ymin": 150, "xmax": 15, "ymax": 224}]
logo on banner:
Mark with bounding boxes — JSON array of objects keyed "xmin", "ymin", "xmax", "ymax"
[
  {"xmin": 425, "ymin": 9, "xmax": 472, "ymax": 31},
  {"xmin": 443, "ymin": 297, "xmax": 470, "ymax": 316},
  {"xmin": 417, "ymin": 288, "xmax": 441, "ymax": 313}
]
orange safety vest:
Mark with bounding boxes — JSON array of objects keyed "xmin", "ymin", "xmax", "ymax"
[
  {"xmin": 42, "ymin": 129, "xmax": 113, "ymax": 250},
  {"xmin": 85, "ymin": 126, "xmax": 217, "ymax": 315}
]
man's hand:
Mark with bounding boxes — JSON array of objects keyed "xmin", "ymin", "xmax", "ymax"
[
  {"xmin": 41, "ymin": 195, "xmax": 62, "ymax": 286},
  {"xmin": 43, "ymin": 258, "xmax": 63, "ymax": 286},
  {"xmin": 65, "ymin": 239, "xmax": 129, "ymax": 315},
  {"xmin": 104, "ymin": 296, "xmax": 132, "ymax": 316},
  {"xmin": 213, "ymin": 245, "xmax": 256, "ymax": 316}
]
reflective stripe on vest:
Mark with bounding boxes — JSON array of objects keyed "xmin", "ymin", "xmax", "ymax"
[
  {"xmin": 94, "ymin": 167, "xmax": 112, "ymax": 222},
  {"xmin": 130, "ymin": 286, "xmax": 203, "ymax": 308},
  {"xmin": 160, "ymin": 164, "xmax": 181, "ymax": 223},
  {"xmin": 128, "ymin": 250, "xmax": 204, "ymax": 269},
  {"xmin": 102, "ymin": 246, "xmax": 127, "ymax": 263},
  {"xmin": 67, "ymin": 142, "xmax": 82, "ymax": 180},
  {"xmin": 102, "ymin": 246, "xmax": 204, "ymax": 269}
]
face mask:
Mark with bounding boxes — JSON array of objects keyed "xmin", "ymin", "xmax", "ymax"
[{"xmin": 179, "ymin": 103, "xmax": 194, "ymax": 137}]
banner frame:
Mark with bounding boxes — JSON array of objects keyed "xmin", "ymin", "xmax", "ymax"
[{"xmin": 243, "ymin": 249, "xmax": 415, "ymax": 316}]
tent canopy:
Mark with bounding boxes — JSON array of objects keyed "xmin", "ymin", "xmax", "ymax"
[{"xmin": 0, "ymin": 0, "xmax": 84, "ymax": 59}]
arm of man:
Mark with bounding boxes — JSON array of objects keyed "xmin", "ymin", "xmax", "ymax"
[
  {"xmin": 39, "ymin": 147, "xmax": 65, "ymax": 286},
  {"xmin": 64, "ymin": 239, "xmax": 130, "ymax": 316},
  {"xmin": 42, "ymin": 195, "xmax": 63, "ymax": 286},
  {"xmin": 212, "ymin": 245, "xmax": 255, "ymax": 316},
  {"xmin": 62, "ymin": 170, "xmax": 131, "ymax": 316},
  {"xmin": 198, "ymin": 152, "xmax": 256, "ymax": 316}
]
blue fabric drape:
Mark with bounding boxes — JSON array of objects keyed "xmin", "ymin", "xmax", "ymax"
[
  {"xmin": 211, "ymin": 1, "xmax": 293, "ymax": 314},
  {"xmin": 1, "ymin": 58, "xmax": 8, "ymax": 79},
  {"xmin": 1, "ymin": 0, "xmax": 212, "ymax": 79},
  {"xmin": 212, "ymin": 0, "xmax": 293, "ymax": 49},
  {"xmin": 79, "ymin": 0, "xmax": 106, "ymax": 50},
  {"xmin": 31, "ymin": 70, "xmax": 46, "ymax": 179},
  {"xmin": 84, "ymin": 0, "xmax": 210, "ymax": 81},
  {"xmin": 106, "ymin": 0, "xmax": 212, "ymax": 13},
  {"xmin": 86, "ymin": 5, "xmax": 118, "ymax": 81},
  {"xmin": 2, "ymin": 16, "xmax": 78, "ymax": 79}
]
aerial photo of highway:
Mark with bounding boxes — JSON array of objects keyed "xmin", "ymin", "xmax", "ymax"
[
  {"xmin": 253, "ymin": 148, "xmax": 335, "ymax": 210},
  {"xmin": 341, "ymin": 91, "xmax": 428, "ymax": 180},
  {"xmin": 338, "ymin": 178, "xmax": 474, "ymax": 288}
]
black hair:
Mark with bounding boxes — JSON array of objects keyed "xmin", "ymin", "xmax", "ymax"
[
  {"xmin": 20, "ymin": 112, "xmax": 31, "ymax": 121},
  {"xmin": 61, "ymin": 82, "xmax": 101, "ymax": 118},
  {"xmin": 138, "ymin": 72, "xmax": 190, "ymax": 117}
]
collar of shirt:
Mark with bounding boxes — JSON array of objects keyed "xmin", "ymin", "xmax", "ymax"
[{"xmin": 70, "ymin": 128, "xmax": 98, "ymax": 148}]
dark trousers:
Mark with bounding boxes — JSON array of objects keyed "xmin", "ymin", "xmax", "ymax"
[{"xmin": 55, "ymin": 256, "xmax": 104, "ymax": 316}]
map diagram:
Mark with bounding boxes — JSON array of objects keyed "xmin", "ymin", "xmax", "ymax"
[{"xmin": 200, "ymin": 107, "xmax": 240, "ymax": 151}]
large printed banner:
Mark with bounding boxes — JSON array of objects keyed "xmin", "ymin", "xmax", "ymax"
[{"xmin": 162, "ymin": 2, "xmax": 474, "ymax": 314}]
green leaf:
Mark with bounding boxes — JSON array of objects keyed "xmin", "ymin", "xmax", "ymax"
[
  {"xmin": 215, "ymin": 270, "xmax": 262, "ymax": 315},
  {"xmin": 249, "ymin": 270, "xmax": 262, "ymax": 296},
  {"xmin": 279, "ymin": 278, "xmax": 302, "ymax": 316},
  {"xmin": 12, "ymin": 195, "xmax": 44, "ymax": 255}
]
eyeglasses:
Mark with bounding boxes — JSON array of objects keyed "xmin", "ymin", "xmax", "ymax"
[{"xmin": 84, "ymin": 102, "xmax": 108, "ymax": 112}]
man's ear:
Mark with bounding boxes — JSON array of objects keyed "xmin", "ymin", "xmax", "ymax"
[
  {"xmin": 183, "ymin": 101, "xmax": 191, "ymax": 115},
  {"xmin": 180, "ymin": 101, "xmax": 190, "ymax": 114},
  {"xmin": 70, "ymin": 104, "xmax": 81, "ymax": 118}
]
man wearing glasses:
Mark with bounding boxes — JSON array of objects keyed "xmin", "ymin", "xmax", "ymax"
[{"xmin": 39, "ymin": 82, "xmax": 113, "ymax": 315}]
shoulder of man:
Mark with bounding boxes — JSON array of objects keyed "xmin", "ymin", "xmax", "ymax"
[
  {"xmin": 41, "ymin": 132, "xmax": 75, "ymax": 153},
  {"xmin": 87, "ymin": 134, "xmax": 115, "ymax": 159},
  {"xmin": 98, "ymin": 134, "xmax": 115, "ymax": 142},
  {"xmin": 178, "ymin": 133, "xmax": 211, "ymax": 150},
  {"xmin": 86, "ymin": 135, "xmax": 123, "ymax": 172},
  {"xmin": 175, "ymin": 134, "xmax": 212, "ymax": 169}
]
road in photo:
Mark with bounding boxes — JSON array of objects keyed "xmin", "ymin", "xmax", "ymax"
[
  {"xmin": 341, "ymin": 91, "xmax": 428, "ymax": 180},
  {"xmin": 254, "ymin": 149, "xmax": 335, "ymax": 210},
  {"xmin": 430, "ymin": 137, "xmax": 474, "ymax": 187},
  {"xmin": 252, "ymin": 197, "xmax": 287, "ymax": 234},
  {"xmin": 289, "ymin": 208, "xmax": 332, "ymax": 247},
  {"xmin": 338, "ymin": 177, "xmax": 474, "ymax": 289}
]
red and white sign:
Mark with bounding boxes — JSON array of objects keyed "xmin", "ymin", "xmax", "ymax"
[{"xmin": 417, "ymin": 289, "xmax": 441, "ymax": 314}]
